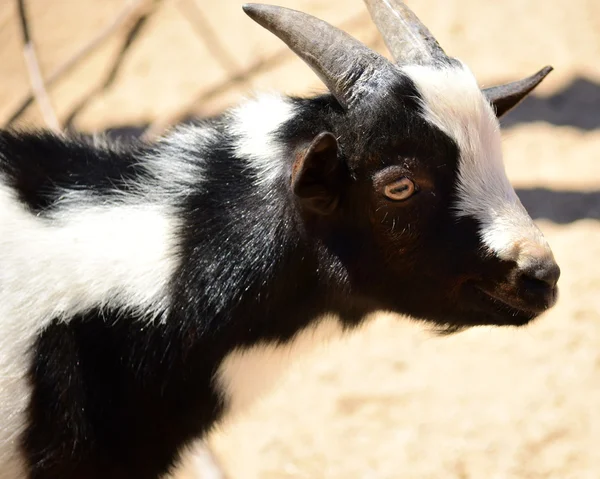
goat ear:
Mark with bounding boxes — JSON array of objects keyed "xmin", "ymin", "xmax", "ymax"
[
  {"xmin": 292, "ymin": 132, "xmax": 342, "ymax": 215},
  {"xmin": 483, "ymin": 66, "xmax": 553, "ymax": 118}
]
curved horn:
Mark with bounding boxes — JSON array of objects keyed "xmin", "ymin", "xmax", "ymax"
[
  {"xmin": 243, "ymin": 3, "xmax": 395, "ymax": 109},
  {"xmin": 483, "ymin": 66, "xmax": 553, "ymax": 118},
  {"xmin": 363, "ymin": 0, "xmax": 449, "ymax": 65}
]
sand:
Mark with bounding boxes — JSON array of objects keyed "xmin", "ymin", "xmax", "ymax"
[{"xmin": 1, "ymin": 0, "xmax": 599, "ymax": 477}]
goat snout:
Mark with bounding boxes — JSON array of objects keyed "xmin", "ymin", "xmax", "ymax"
[
  {"xmin": 516, "ymin": 246, "xmax": 560, "ymax": 311},
  {"xmin": 483, "ymin": 233, "xmax": 561, "ymax": 316},
  {"xmin": 519, "ymin": 258, "xmax": 561, "ymax": 290}
]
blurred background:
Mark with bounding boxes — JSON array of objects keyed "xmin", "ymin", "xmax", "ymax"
[{"xmin": 2, "ymin": 0, "xmax": 600, "ymax": 478}]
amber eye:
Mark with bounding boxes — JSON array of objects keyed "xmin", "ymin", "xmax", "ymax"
[{"xmin": 384, "ymin": 177, "xmax": 416, "ymax": 201}]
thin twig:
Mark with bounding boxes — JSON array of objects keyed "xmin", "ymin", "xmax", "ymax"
[
  {"xmin": 16, "ymin": 0, "xmax": 60, "ymax": 131},
  {"xmin": 5, "ymin": 0, "xmax": 148, "ymax": 128},
  {"xmin": 102, "ymin": 7, "xmax": 154, "ymax": 90},
  {"xmin": 63, "ymin": 0, "xmax": 163, "ymax": 130},
  {"xmin": 176, "ymin": 0, "xmax": 241, "ymax": 75}
]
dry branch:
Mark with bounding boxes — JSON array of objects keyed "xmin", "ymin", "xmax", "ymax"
[
  {"xmin": 176, "ymin": 0, "xmax": 241, "ymax": 75},
  {"xmin": 5, "ymin": 0, "xmax": 148, "ymax": 128},
  {"xmin": 17, "ymin": 0, "xmax": 60, "ymax": 131},
  {"xmin": 63, "ymin": 1, "xmax": 160, "ymax": 129}
]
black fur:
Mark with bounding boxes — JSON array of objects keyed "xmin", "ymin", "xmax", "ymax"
[{"xmin": 0, "ymin": 132, "xmax": 147, "ymax": 213}]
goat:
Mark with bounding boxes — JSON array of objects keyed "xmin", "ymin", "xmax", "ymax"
[{"xmin": 0, "ymin": 1, "xmax": 560, "ymax": 478}]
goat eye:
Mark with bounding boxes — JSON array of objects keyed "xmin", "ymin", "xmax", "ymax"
[{"xmin": 384, "ymin": 177, "xmax": 416, "ymax": 201}]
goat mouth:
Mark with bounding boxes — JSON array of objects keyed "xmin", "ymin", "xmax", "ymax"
[{"xmin": 473, "ymin": 286, "xmax": 539, "ymax": 325}]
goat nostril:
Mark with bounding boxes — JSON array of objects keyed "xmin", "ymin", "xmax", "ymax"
[{"xmin": 520, "ymin": 260, "xmax": 561, "ymax": 290}]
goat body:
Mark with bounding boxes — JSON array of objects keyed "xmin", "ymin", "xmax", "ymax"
[{"xmin": 0, "ymin": 95, "xmax": 377, "ymax": 478}]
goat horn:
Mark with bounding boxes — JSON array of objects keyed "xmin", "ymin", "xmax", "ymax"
[
  {"xmin": 243, "ymin": 3, "xmax": 395, "ymax": 109},
  {"xmin": 482, "ymin": 66, "xmax": 553, "ymax": 117},
  {"xmin": 363, "ymin": 0, "xmax": 449, "ymax": 65}
]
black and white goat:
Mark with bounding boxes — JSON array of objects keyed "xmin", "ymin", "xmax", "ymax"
[{"xmin": 0, "ymin": 1, "xmax": 560, "ymax": 478}]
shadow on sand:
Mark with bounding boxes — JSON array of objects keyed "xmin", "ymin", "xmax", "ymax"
[
  {"xmin": 501, "ymin": 77, "xmax": 600, "ymax": 131},
  {"xmin": 517, "ymin": 188, "xmax": 600, "ymax": 223}
]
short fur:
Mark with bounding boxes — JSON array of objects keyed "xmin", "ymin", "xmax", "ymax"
[{"xmin": 0, "ymin": 5, "xmax": 558, "ymax": 479}]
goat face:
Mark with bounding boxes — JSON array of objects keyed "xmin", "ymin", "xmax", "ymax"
[{"xmin": 246, "ymin": 2, "xmax": 559, "ymax": 330}]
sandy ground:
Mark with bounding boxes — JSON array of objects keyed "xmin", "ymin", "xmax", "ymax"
[{"xmin": 1, "ymin": 0, "xmax": 600, "ymax": 478}]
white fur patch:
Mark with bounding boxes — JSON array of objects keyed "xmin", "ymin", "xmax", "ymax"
[
  {"xmin": 403, "ymin": 64, "xmax": 553, "ymax": 265},
  {"xmin": 148, "ymin": 123, "xmax": 214, "ymax": 192},
  {"xmin": 215, "ymin": 316, "xmax": 344, "ymax": 417},
  {"xmin": 0, "ymin": 183, "xmax": 180, "ymax": 474},
  {"xmin": 229, "ymin": 93, "xmax": 295, "ymax": 185}
]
